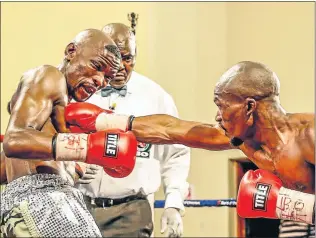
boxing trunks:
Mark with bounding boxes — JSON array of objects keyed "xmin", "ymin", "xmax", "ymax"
[
  {"xmin": 279, "ymin": 220, "xmax": 315, "ymax": 238},
  {"xmin": 0, "ymin": 174, "xmax": 101, "ymax": 237}
]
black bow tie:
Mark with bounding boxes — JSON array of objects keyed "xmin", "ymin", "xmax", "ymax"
[{"xmin": 101, "ymin": 85, "xmax": 127, "ymax": 97}]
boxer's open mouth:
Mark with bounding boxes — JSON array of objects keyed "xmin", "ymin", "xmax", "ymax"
[
  {"xmin": 220, "ymin": 124, "xmax": 230, "ymax": 136},
  {"xmin": 219, "ymin": 123, "xmax": 227, "ymax": 132},
  {"xmin": 82, "ymin": 83, "xmax": 97, "ymax": 94}
]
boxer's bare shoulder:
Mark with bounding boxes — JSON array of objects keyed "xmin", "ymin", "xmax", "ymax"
[
  {"xmin": 284, "ymin": 113, "xmax": 314, "ymax": 165},
  {"xmin": 3, "ymin": 65, "xmax": 74, "ymax": 182},
  {"xmin": 270, "ymin": 113, "xmax": 315, "ymax": 192},
  {"xmin": 297, "ymin": 114, "xmax": 314, "ymax": 165},
  {"xmin": 20, "ymin": 65, "xmax": 67, "ymax": 101}
]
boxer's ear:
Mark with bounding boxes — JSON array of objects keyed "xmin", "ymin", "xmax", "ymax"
[
  {"xmin": 245, "ymin": 98, "xmax": 256, "ymax": 127},
  {"xmin": 64, "ymin": 43, "xmax": 77, "ymax": 61},
  {"xmin": 245, "ymin": 98, "xmax": 256, "ymax": 116}
]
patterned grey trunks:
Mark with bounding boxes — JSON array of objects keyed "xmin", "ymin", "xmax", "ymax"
[{"xmin": 0, "ymin": 174, "xmax": 102, "ymax": 237}]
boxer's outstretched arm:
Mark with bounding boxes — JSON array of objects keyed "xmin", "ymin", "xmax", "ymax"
[
  {"xmin": 64, "ymin": 103, "xmax": 232, "ymax": 150},
  {"xmin": 132, "ymin": 115, "xmax": 232, "ymax": 150},
  {"xmin": 3, "ymin": 66, "xmax": 67, "ymax": 159}
]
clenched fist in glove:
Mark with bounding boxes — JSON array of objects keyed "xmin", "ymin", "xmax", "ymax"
[
  {"xmin": 237, "ymin": 169, "xmax": 315, "ymax": 224},
  {"xmin": 65, "ymin": 102, "xmax": 132, "ymax": 133},
  {"xmin": 160, "ymin": 208, "xmax": 183, "ymax": 237},
  {"xmin": 52, "ymin": 129, "xmax": 137, "ymax": 178}
]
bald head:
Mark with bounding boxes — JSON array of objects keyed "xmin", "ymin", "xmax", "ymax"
[
  {"xmin": 70, "ymin": 28, "xmax": 121, "ymax": 60},
  {"xmin": 215, "ymin": 61, "xmax": 280, "ymax": 101},
  {"xmin": 101, "ymin": 23, "xmax": 136, "ymax": 56},
  {"xmin": 72, "ymin": 28, "xmax": 112, "ymax": 45}
]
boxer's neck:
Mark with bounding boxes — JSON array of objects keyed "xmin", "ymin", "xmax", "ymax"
[
  {"xmin": 251, "ymin": 101, "xmax": 289, "ymax": 149},
  {"xmin": 57, "ymin": 62, "xmax": 73, "ymax": 102}
]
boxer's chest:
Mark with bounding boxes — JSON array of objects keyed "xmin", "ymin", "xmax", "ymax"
[{"xmin": 242, "ymin": 141, "xmax": 314, "ymax": 193}]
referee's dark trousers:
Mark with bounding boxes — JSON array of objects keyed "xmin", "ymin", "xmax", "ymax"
[{"xmin": 83, "ymin": 193, "xmax": 154, "ymax": 237}]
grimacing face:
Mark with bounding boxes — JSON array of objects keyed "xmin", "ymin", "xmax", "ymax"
[
  {"xmin": 214, "ymin": 93, "xmax": 254, "ymax": 142},
  {"xmin": 65, "ymin": 44, "xmax": 121, "ymax": 101}
]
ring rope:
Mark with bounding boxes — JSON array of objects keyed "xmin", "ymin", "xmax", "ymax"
[{"xmin": 154, "ymin": 199, "xmax": 237, "ymax": 208}]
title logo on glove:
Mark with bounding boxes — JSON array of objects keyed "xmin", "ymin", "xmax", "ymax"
[
  {"xmin": 253, "ymin": 183, "xmax": 271, "ymax": 211},
  {"xmin": 104, "ymin": 133, "xmax": 119, "ymax": 158}
]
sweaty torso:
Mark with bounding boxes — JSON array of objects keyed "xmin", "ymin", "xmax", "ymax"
[
  {"xmin": 241, "ymin": 114, "xmax": 315, "ymax": 194},
  {"xmin": 5, "ymin": 71, "xmax": 77, "ymax": 185}
]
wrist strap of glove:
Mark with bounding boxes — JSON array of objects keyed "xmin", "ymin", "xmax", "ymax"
[
  {"xmin": 95, "ymin": 113, "xmax": 133, "ymax": 132},
  {"xmin": 127, "ymin": 115, "xmax": 135, "ymax": 131},
  {"xmin": 276, "ymin": 187, "xmax": 315, "ymax": 224}
]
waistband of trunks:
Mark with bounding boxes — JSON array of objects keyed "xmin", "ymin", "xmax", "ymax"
[
  {"xmin": 1, "ymin": 174, "xmax": 72, "ymax": 215},
  {"xmin": 6, "ymin": 173, "xmax": 70, "ymax": 192}
]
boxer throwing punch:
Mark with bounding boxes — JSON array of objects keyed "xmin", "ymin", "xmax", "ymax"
[
  {"xmin": 1, "ymin": 29, "xmax": 137, "ymax": 237},
  {"xmin": 66, "ymin": 61, "xmax": 315, "ymax": 226}
]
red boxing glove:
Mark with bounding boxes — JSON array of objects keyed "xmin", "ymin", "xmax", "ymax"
[
  {"xmin": 87, "ymin": 129, "xmax": 137, "ymax": 178},
  {"xmin": 65, "ymin": 102, "xmax": 113, "ymax": 133},
  {"xmin": 53, "ymin": 129, "xmax": 137, "ymax": 178},
  {"xmin": 237, "ymin": 169, "xmax": 282, "ymax": 219},
  {"xmin": 237, "ymin": 169, "xmax": 315, "ymax": 224},
  {"xmin": 65, "ymin": 102, "xmax": 132, "ymax": 133}
]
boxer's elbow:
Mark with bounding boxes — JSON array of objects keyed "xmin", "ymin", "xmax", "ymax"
[
  {"xmin": 3, "ymin": 131, "xmax": 25, "ymax": 158},
  {"xmin": 3, "ymin": 132, "xmax": 17, "ymax": 158},
  {"xmin": 0, "ymin": 152, "xmax": 7, "ymax": 184}
]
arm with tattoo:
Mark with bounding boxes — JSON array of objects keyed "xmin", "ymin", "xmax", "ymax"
[{"xmin": 3, "ymin": 65, "xmax": 68, "ymax": 159}]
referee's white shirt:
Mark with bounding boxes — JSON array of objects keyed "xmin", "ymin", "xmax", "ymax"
[{"xmin": 76, "ymin": 71, "xmax": 191, "ymax": 213}]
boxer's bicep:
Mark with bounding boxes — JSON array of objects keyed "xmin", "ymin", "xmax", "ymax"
[
  {"xmin": 51, "ymin": 105, "xmax": 71, "ymax": 133},
  {"xmin": 177, "ymin": 122, "xmax": 232, "ymax": 150},
  {"xmin": 3, "ymin": 66, "xmax": 67, "ymax": 159}
]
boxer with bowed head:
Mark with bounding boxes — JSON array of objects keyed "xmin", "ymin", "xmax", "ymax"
[
  {"xmin": 3, "ymin": 29, "xmax": 137, "ymax": 178},
  {"xmin": 66, "ymin": 61, "xmax": 315, "ymax": 224},
  {"xmin": 1, "ymin": 29, "xmax": 137, "ymax": 238}
]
